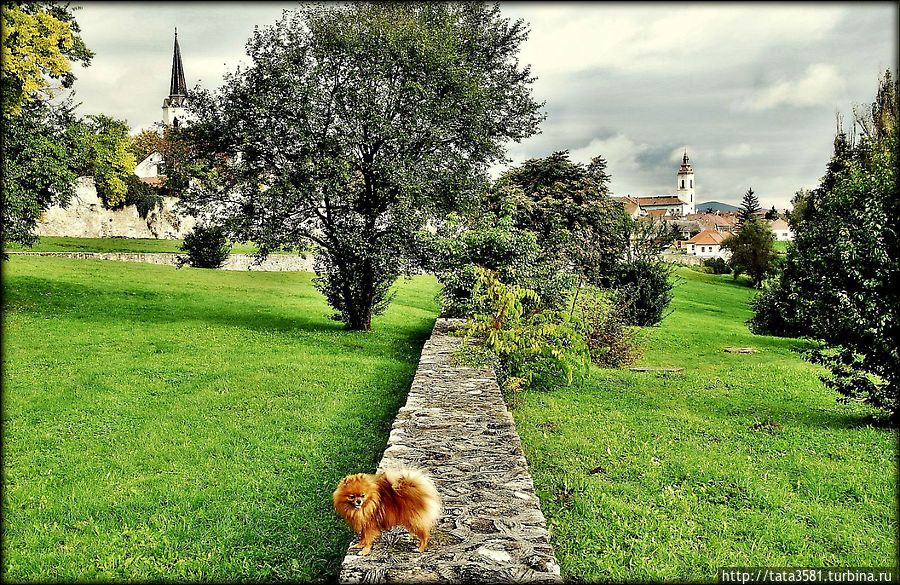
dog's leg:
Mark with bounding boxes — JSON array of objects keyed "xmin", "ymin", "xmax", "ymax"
[
  {"xmin": 349, "ymin": 531, "xmax": 364, "ymax": 549},
  {"xmin": 412, "ymin": 527, "xmax": 429, "ymax": 552},
  {"xmin": 358, "ymin": 529, "xmax": 379, "ymax": 556}
]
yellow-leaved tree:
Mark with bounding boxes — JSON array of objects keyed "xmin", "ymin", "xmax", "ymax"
[{"xmin": 1, "ymin": 1, "xmax": 93, "ymax": 115}]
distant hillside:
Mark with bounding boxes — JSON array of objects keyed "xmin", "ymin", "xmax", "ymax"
[{"xmin": 695, "ymin": 201, "xmax": 740, "ymax": 213}]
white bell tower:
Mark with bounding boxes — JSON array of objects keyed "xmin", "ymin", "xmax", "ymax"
[{"xmin": 676, "ymin": 150, "xmax": 695, "ymax": 215}]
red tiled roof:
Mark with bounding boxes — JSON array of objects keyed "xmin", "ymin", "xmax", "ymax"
[
  {"xmin": 686, "ymin": 229, "xmax": 728, "ymax": 245},
  {"xmin": 139, "ymin": 176, "xmax": 165, "ymax": 188},
  {"xmin": 647, "ymin": 209, "xmax": 670, "ymax": 219},
  {"xmin": 635, "ymin": 196, "xmax": 685, "ymax": 206},
  {"xmin": 769, "ymin": 218, "xmax": 790, "ymax": 230}
]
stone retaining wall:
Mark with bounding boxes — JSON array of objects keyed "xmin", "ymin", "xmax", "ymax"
[
  {"xmin": 660, "ymin": 252, "xmax": 703, "ymax": 266},
  {"xmin": 339, "ymin": 318, "xmax": 561, "ymax": 584},
  {"xmin": 7, "ymin": 252, "xmax": 316, "ymax": 272},
  {"xmin": 36, "ymin": 177, "xmax": 196, "ymax": 239}
]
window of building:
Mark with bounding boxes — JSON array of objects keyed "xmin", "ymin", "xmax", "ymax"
[
  {"xmin": 681, "ymin": 179, "xmax": 685, "ymax": 188},
  {"xmin": 701, "ymin": 246, "xmax": 705, "ymax": 253},
  {"xmin": 690, "ymin": 180, "xmax": 693, "ymax": 188}
]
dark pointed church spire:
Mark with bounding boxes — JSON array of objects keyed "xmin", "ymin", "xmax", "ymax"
[{"xmin": 169, "ymin": 28, "xmax": 187, "ymax": 98}]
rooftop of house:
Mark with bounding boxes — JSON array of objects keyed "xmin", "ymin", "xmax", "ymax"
[
  {"xmin": 634, "ymin": 196, "xmax": 685, "ymax": 206},
  {"xmin": 139, "ymin": 176, "xmax": 165, "ymax": 188},
  {"xmin": 768, "ymin": 218, "xmax": 790, "ymax": 229},
  {"xmin": 686, "ymin": 229, "xmax": 728, "ymax": 245}
]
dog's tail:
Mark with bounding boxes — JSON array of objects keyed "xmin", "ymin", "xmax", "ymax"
[{"xmin": 382, "ymin": 465, "xmax": 442, "ymax": 529}]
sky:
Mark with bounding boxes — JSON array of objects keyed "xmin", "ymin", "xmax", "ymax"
[{"xmin": 67, "ymin": 2, "xmax": 897, "ymax": 209}]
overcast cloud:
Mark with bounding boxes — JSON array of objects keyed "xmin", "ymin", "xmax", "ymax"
[{"xmin": 68, "ymin": 1, "xmax": 897, "ymax": 208}]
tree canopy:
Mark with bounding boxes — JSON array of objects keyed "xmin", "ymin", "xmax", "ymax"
[
  {"xmin": 1, "ymin": 2, "xmax": 94, "ymax": 253},
  {"xmin": 184, "ymin": 2, "xmax": 543, "ymax": 330},
  {"xmin": 749, "ymin": 70, "xmax": 898, "ymax": 421},
  {"xmin": 1, "ymin": 1, "xmax": 93, "ymax": 115},
  {"xmin": 722, "ymin": 215, "xmax": 776, "ymax": 288},
  {"xmin": 488, "ymin": 150, "xmax": 626, "ymax": 285}
]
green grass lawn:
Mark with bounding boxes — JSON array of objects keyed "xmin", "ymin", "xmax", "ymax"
[
  {"xmin": 513, "ymin": 267, "xmax": 897, "ymax": 582},
  {"xmin": 3, "ymin": 236, "xmax": 298, "ymax": 255},
  {"xmin": 1, "ymin": 256, "xmax": 439, "ymax": 581}
]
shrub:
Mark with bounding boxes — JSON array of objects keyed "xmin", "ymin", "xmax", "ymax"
[
  {"xmin": 611, "ymin": 260, "xmax": 674, "ymax": 326},
  {"xmin": 426, "ymin": 208, "xmax": 559, "ymax": 318},
  {"xmin": 457, "ymin": 267, "xmax": 589, "ymax": 396},
  {"xmin": 571, "ymin": 286, "xmax": 644, "ymax": 368},
  {"xmin": 177, "ymin": 224, "xmax": 232, "ymax": 269},
  {"xmin": 702, "ymin": 256, "xmax": 731, "ymax": 275},
  {"xmin": 123, "ymin": 174, "xmax": 163, "ymax": 219},
  {"xmin": 747, "ymin": 273, "xmax": 804, "ymax": 337}
]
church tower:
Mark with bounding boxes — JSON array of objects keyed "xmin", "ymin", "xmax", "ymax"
[
  {"xmin": 162, "ymin": 29, "xmax": 188, "ymax": 127},
  {"xmin": 676, "ymin": 150, "xmax": 695, "ymax": 215}
]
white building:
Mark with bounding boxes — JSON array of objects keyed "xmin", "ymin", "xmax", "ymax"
[
  {"xmin": 676, "ymin": 151, "xmax": 695, "ymax": 215},
  {"xmin": 134, "ymin": 151, "xmax": 165, "ymax": 179},
  {"xmin": 621, "ymin": 151, "xmax": 695, "ymax": 217},
  {"xmin": 768, "ymin": 218, "xmax": 794, "ymax": 241},
  {"xmin": 685, "ymin": 229, "xmax": 730, "ymax": 259}
]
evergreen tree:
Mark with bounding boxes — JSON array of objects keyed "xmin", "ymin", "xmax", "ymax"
[{"xmin": 736, "ymin": 187, "xmax": 760, "ymax": 228}]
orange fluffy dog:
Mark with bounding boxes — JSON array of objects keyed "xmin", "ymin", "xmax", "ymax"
[{"xmin": 332, "ymin": 466, "xmax": 441, "ymax": 556}]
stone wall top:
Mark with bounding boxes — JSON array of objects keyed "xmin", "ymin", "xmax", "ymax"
[{"xmin": 339, "ymin": 318, "xmax": 562, "ymax": 583}]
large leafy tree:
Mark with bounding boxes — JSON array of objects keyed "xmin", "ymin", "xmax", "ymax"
[
  {"xmin": 1, "ymin": 2, "xmax": 93, "ymax": 253},
  {"xmin": 488, "ymin": 150, "xmax": 627, "ymax": 286},
  {"xmin": 721, "ymin": 215, "xmax": 777, "ymax": 287},
  {"xmin": 749, "ymin": 70, "xmax": 898, "ymax": 421},
  {"xmin": 1, "ymin": 1, "xmax": 93, "ymax": 115},
  {"xmin": 184, "ymin": 2, "xmax": 543, "ymax": 330},
  {"xmin": 73, "ymin": 114, "xmax": 136, "ymax": 207},
  {"xmin": 1, "ymin": 99, "xmax": 83, "ymax": 253}
]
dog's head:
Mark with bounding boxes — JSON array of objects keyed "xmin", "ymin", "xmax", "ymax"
[{"xmin": 333, "ymin": 474, "xmax": 379, "ymax": 521}]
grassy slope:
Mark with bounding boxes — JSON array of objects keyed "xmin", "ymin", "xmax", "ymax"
[
  {"xmin": 3, "ymin": 236, "xmax": 296, "ymax": 255},
  {"xmin": 1, "ymin": 257, "xmax": 439, "ymax": 581},
  {"xmin": 514, "ymin": 267, "xmax": 897, "ymax": 581}
]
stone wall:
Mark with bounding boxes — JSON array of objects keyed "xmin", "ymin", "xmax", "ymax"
[
  {"xmin": 7, "ymin": 252, "xmax": 316, "ymax": 272},
  {"xmin": 339, "ymin": 318, "xmax": 561, "ymax": 584},
  {"xmin": 661, "ymin": 252, "xmax": 703, "ymax": 266},
  {"xmin": 35, "ymin": 177, "xmax": 196, "ymax": 240}
]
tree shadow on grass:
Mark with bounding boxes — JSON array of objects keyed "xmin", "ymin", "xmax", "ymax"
[
  {"xmin": 2, "ymin": 274, "xmax": 437, "ymax": 366},
  {"xmin": 5, "ymin": 274, "xmax": 426, "ymax": 334}
]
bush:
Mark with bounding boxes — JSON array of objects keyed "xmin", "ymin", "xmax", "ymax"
[
  {"xmin": 457, "ymin": 267, "xmax": 589, "ymax": 397},
  {"xmin": 747, "ymin": 273, "xmax": 804, "ymax": 337},
  {"xmin": 611, "ymin": 260, "xmax": 674, "ymax": 326},
  {"xmin": 426, "ymin": 209, "xmax": 559, "ymax": 318},
  {"xmin": 702, "ymin": 256, "xmax": 731, "ymax": 275},
  {"xmin": 571, "ymin": 286, "xmax": 643, "ymax": 368},
  {"xmin": 177, "ymin": 224, "xmax": 232, "ymax": 269},
  {"xmin": 123, "ymin": 174, "xmax": 163, "ymax": 219}
]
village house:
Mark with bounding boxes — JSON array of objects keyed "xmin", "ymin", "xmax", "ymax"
[
  {"xmin": 768, "ymin": 217, "xmax": 794, "ymax": 241},
  {"xmin": 685, "ymin": 229, "xmax": 730, "ymax": 259}
]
